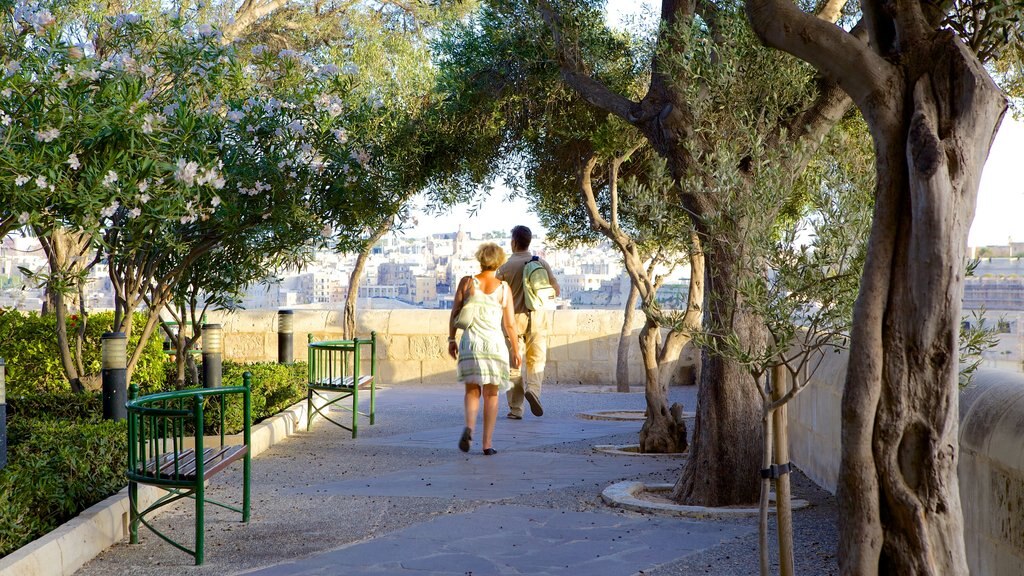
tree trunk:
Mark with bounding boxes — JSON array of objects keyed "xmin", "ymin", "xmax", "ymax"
[
  {"xmin": 673, "ymin": 240, "xmax": 764, "ymax": 506},
  {"xmin": 616, "ymin": 284, "xmax": 639, "ymax": 392},
  {"xmin": 638, "ymin": 318, "xmax": 687, "ymax": 453},
  {"xmin": 37, "ymin": 227, "xmax": 93, "ymax": 393},
  {"xmin": 838, "ymin": 39, "xmax": 1005, "ymax": 575},
  {"xmin": 344, "ymin": 219, "xmax": 392, "ymax": 339},
  {"xmin": 53, "ymin": 289, "xmax": 83, "ymax": 393}
]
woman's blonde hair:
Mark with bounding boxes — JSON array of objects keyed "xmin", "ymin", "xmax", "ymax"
[{"xmin": 475, "ymin": 242, "xmax": 506, "ymax": 271}]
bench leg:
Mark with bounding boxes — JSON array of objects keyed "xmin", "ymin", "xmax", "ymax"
[
  {"xmin": 195, "ymin": 480, "xmax": 205, "ymax": 565},
  {"xmin": 129, "ymin": 481, "xmax": 139, "ymax": 544},
  {"xmin": 243, "ymin": 453, "xmax": 251, "ymax": 523},
  {"xmin": 306, "ymin": 391, "xmax": 314, "ymax": 431},
  {"xmin": 351, "ymin": 387, "xmax": 359, "ymax": 439},
  {"xmin": 369, "ymin": 382, "xmax": 376, "ymax": 425}
]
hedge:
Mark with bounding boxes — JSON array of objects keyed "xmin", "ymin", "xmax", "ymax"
[
  {"xmin": 0, "ymin": 311, "xmax": 166, "ymax": 396},
  {"xmin": 0, "ymin": 417, "xmax": 127, "ymax": 557}
]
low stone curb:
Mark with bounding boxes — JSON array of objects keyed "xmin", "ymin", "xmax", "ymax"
[
  {"xmin": 579, "ymin": 409, "xmax": 697, "ymax": 421},
  {"xmin": 0, "ymin": 395, "xmax": 325, "ymax": 576},
  {"xmin": 593, "ymin": 444, "xmax": 688, "ymax": 457},
  {"xmin": 602, "ymin": 482, "xmax": 810, "ymax": 518}
]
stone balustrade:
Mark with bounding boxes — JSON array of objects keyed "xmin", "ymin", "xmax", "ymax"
[
  {"xmin": 788, "ymin": 348, "xmax": 1024, "ymax": 575},
  {"xmin": 204, "ymin": 309, "xmax": 698, "ymax": 386}
]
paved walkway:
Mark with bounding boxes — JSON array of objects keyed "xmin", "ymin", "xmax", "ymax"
[{"xmin": 75, "ymin": 385, "xmax": 838, "ymax": 575}]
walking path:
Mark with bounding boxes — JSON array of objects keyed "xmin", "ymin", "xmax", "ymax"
[{"xmin": 74, "ymin": 385, "xmax": 838, "ymax": 575}]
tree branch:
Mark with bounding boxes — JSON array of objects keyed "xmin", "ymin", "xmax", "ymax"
[
  {"xmin": 745, "ymin": 3, "xmax": 899, "ymax": 128},
  {"xmin": 535, "ymin": 0, "xmax": 640, "ymax": 122}
]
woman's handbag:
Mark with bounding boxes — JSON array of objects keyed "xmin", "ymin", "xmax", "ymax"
[{"xmin": 454, "ymin": 278, "xmax": 483, "ymax": 330}]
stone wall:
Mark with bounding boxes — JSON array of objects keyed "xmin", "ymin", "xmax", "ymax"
[
  {"xmin": 205, "ymin": 309, "xmax": 699, "ymax": 387},
  {"xmin": 789, "ymin": 351, "xmax": 1024, "ymax": 575}
]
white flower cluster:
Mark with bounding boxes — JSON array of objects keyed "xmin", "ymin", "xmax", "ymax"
[
  {"xmin": 100, "ymin": 200, "xmax": 120, "ymax": 218},
  {"xmin": 174, "ymin": 158, "xmax": 224, "ymax": 189},
  {"xmin": 13, "ymin": 2, "xmax": 55, "ymax": 35},
  {"xmin": 238, "ymin": 180, "xmax": 271, "ymax": 197},
  {"xmin": 111, "ymin": 13, "xmax": 142, "ymax": 30},
  {"xmin": 35, "ymin": 127, "xmax": 60, "ymax": 142},
  {"xmin": 142, "ymin": 112, "xmax": 164, "ymax": 134},
  {"xmin": 316, "ymin": 94, "xmax": 345, "ymax": 118}
]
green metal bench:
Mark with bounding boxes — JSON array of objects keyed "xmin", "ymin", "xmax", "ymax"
[
  {"xmin": 307, "ymin": 332, "xmax": 377, "ymax": 438},
  {"xmin": 126, "ymin": 374, "xmax": 252, "ymax": 565}
]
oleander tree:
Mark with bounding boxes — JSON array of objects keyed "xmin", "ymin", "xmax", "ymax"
[
  {"xmin": 0, "ymin": 5, "xmax": 377, "ymax": 384},
  {"xmin": 744, "ymin": 0, "xmax": 1023, "ymax": 571}
]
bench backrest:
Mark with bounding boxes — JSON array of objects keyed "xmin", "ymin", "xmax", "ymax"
[
  {"xmin": 307, "ymin": 332, "xmax": 377, "ymax": 388},
  {"xmin": 126, "ymin": 374, "xmax": 251, "ymax": 485}
]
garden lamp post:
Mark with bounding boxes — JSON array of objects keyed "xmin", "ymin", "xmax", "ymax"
[
  {"xmin": 101, "ymin": 332, "xmax": 128, "ymax": 421},
  {"xmin": 278, "ymin": 310, "xmax": 294, "ymax": 364},
  {"xmin": 202, "ymin": 324, "xmax": 223, "ymax": 388}
]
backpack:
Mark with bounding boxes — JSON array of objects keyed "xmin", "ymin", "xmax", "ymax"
[{"xmin": 523, "ymin": 256, "xmax": 556, "ymax": 311}]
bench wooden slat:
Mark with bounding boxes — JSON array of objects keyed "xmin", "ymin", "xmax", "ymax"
[
  {"xmin": 310, "ymin": 374, "xmax": 374, "ymax": 390},
  {"xmin": 140, "ymin": 445, "xmax": 248, "ymax": 481}
]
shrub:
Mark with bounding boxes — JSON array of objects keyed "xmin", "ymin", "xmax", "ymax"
[
  {"xmin": 204, "ymin": 361, "xmax": 308, "ymax": 434},
  {"xmin": 5, "ymin": 392, "xmax": 101, "ymax": 422},
  {"xmin": 0, "ymin": 310, "xmax": 167, "ymax": 396},
  {"xmin": 0, "ymin": 417, "xmax": 127, "ymax": 557}
]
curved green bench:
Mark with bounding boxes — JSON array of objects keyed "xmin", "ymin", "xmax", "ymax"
[
  {"xmin": 307, "ymin": 332, "xmax": 377, "ymax": 438},
  {"xmin": 126, "ymin": 373, "xmax": 252, "ymax": 565}
]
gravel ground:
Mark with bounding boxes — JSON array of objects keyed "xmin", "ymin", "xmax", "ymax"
[{"xmin": 74, "ymin": 384, "xmax": 838, "ymax": 576}]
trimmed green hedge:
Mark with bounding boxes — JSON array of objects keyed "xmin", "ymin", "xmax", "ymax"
[
  {"xmin": 0, "ymin": 416, "xmax": 127, "ymax": 557},
  {"xmin": 0, "ymin": 311, "xmax": 166, "ymax": 396},
  {"xmin": 204, "ymin": 361, "xmax": 308, "ymax": 434}
]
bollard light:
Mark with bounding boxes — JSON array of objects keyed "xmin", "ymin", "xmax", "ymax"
[
  {"xmin": 278, "ymin": 310, "xmax": 294, "ymax": 364},
  {"xmin": 101, "ymin": 333, "xmax": 128, "ymax": 421},
  {"xmin": 202, "ymin": 324, "xmax": 223, "ymax": 388}
]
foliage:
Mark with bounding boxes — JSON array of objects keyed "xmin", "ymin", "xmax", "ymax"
[
  {"xmin": 5, "ymin": 390, "xmax": 100, "ymax": 420},
  {"xmin": 0, "ymin": 310, "xmax": 166, "ymax": 396},
  {"xmin": 210, "ymin": 361, "xmax": 308, "ymax": 433},
  {"xmin": 0, "ymin": 417, "xmax": 127, "ymax": 558},
  {"xmin": 960, "ymin": 261, "xmax": 1002, "ymax": 387}
]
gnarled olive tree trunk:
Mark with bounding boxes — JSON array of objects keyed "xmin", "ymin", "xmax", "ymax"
[
  {"xmin": 577, "ymin": 151, "xmax": 698, "ymax": 454},
  {"xmin": 672, "ymin": 237, "xmax": 764, "ymax": 505},
  {"xmin": 615, "ymin": 284, "xmax": 639, "ymax": 393},
  {"xmin": 747, "ymin": 4, "xmax": 1007, "ymax": 572}
]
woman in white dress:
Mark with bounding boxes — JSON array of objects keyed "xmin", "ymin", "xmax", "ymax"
[{"xmin": 447, "ymin": 243, "xmax": 521, "ymax": 455}]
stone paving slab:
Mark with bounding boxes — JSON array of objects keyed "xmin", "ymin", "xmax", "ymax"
[
  {"xmin": 361, "ymin": 417, "xmax": 642, "ymax": 449},
  {"xmin": 238, "ymin": 504, "xmax": 753, "ymax": 576},
  {"xmin": 286, "ymin": 450, "xmax": 682, "ymax": 500}
]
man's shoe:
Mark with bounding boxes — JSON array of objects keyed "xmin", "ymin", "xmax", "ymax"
[
  {"xmin": 506, "ymin": 413, "xmax": 522, "ymax": 420},
  {"xmin": 524, "ymin": 390, "xmax": 544, "ymax": 417}
]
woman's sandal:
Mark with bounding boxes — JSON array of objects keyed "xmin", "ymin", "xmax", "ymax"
[
  {"xmin": 459, "ymin": 427, "xmax": 472, "ymax": 452},
  {"xmin": 483, "ymin": 448, "xmax": 497, "ymax": 456}
]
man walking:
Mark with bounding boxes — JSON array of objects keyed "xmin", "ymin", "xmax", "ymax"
[{"xmin": 497, "ymin": 225, "xmax": 560, "ymax": 419}]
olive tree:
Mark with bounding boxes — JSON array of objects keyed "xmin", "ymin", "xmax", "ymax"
[
  {"xmin": 532, "ymin": 0, "xmax": 853, "ymax": 505},
  {"xmin": 744, "ymin": 1, "xmax": 1022, "ymax": 572}
]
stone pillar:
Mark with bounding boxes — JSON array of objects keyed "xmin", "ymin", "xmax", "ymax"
[
  {"xmin": 101, "ymin": 332, "xmax": 128, "ymax": 421},
  {"xmin": 202, "ymin": 324, "xmax": 223, "ymax": 389},
  {"xmin": 278, "ymin": 310, "xmax": 294, "ymax": 364}
]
